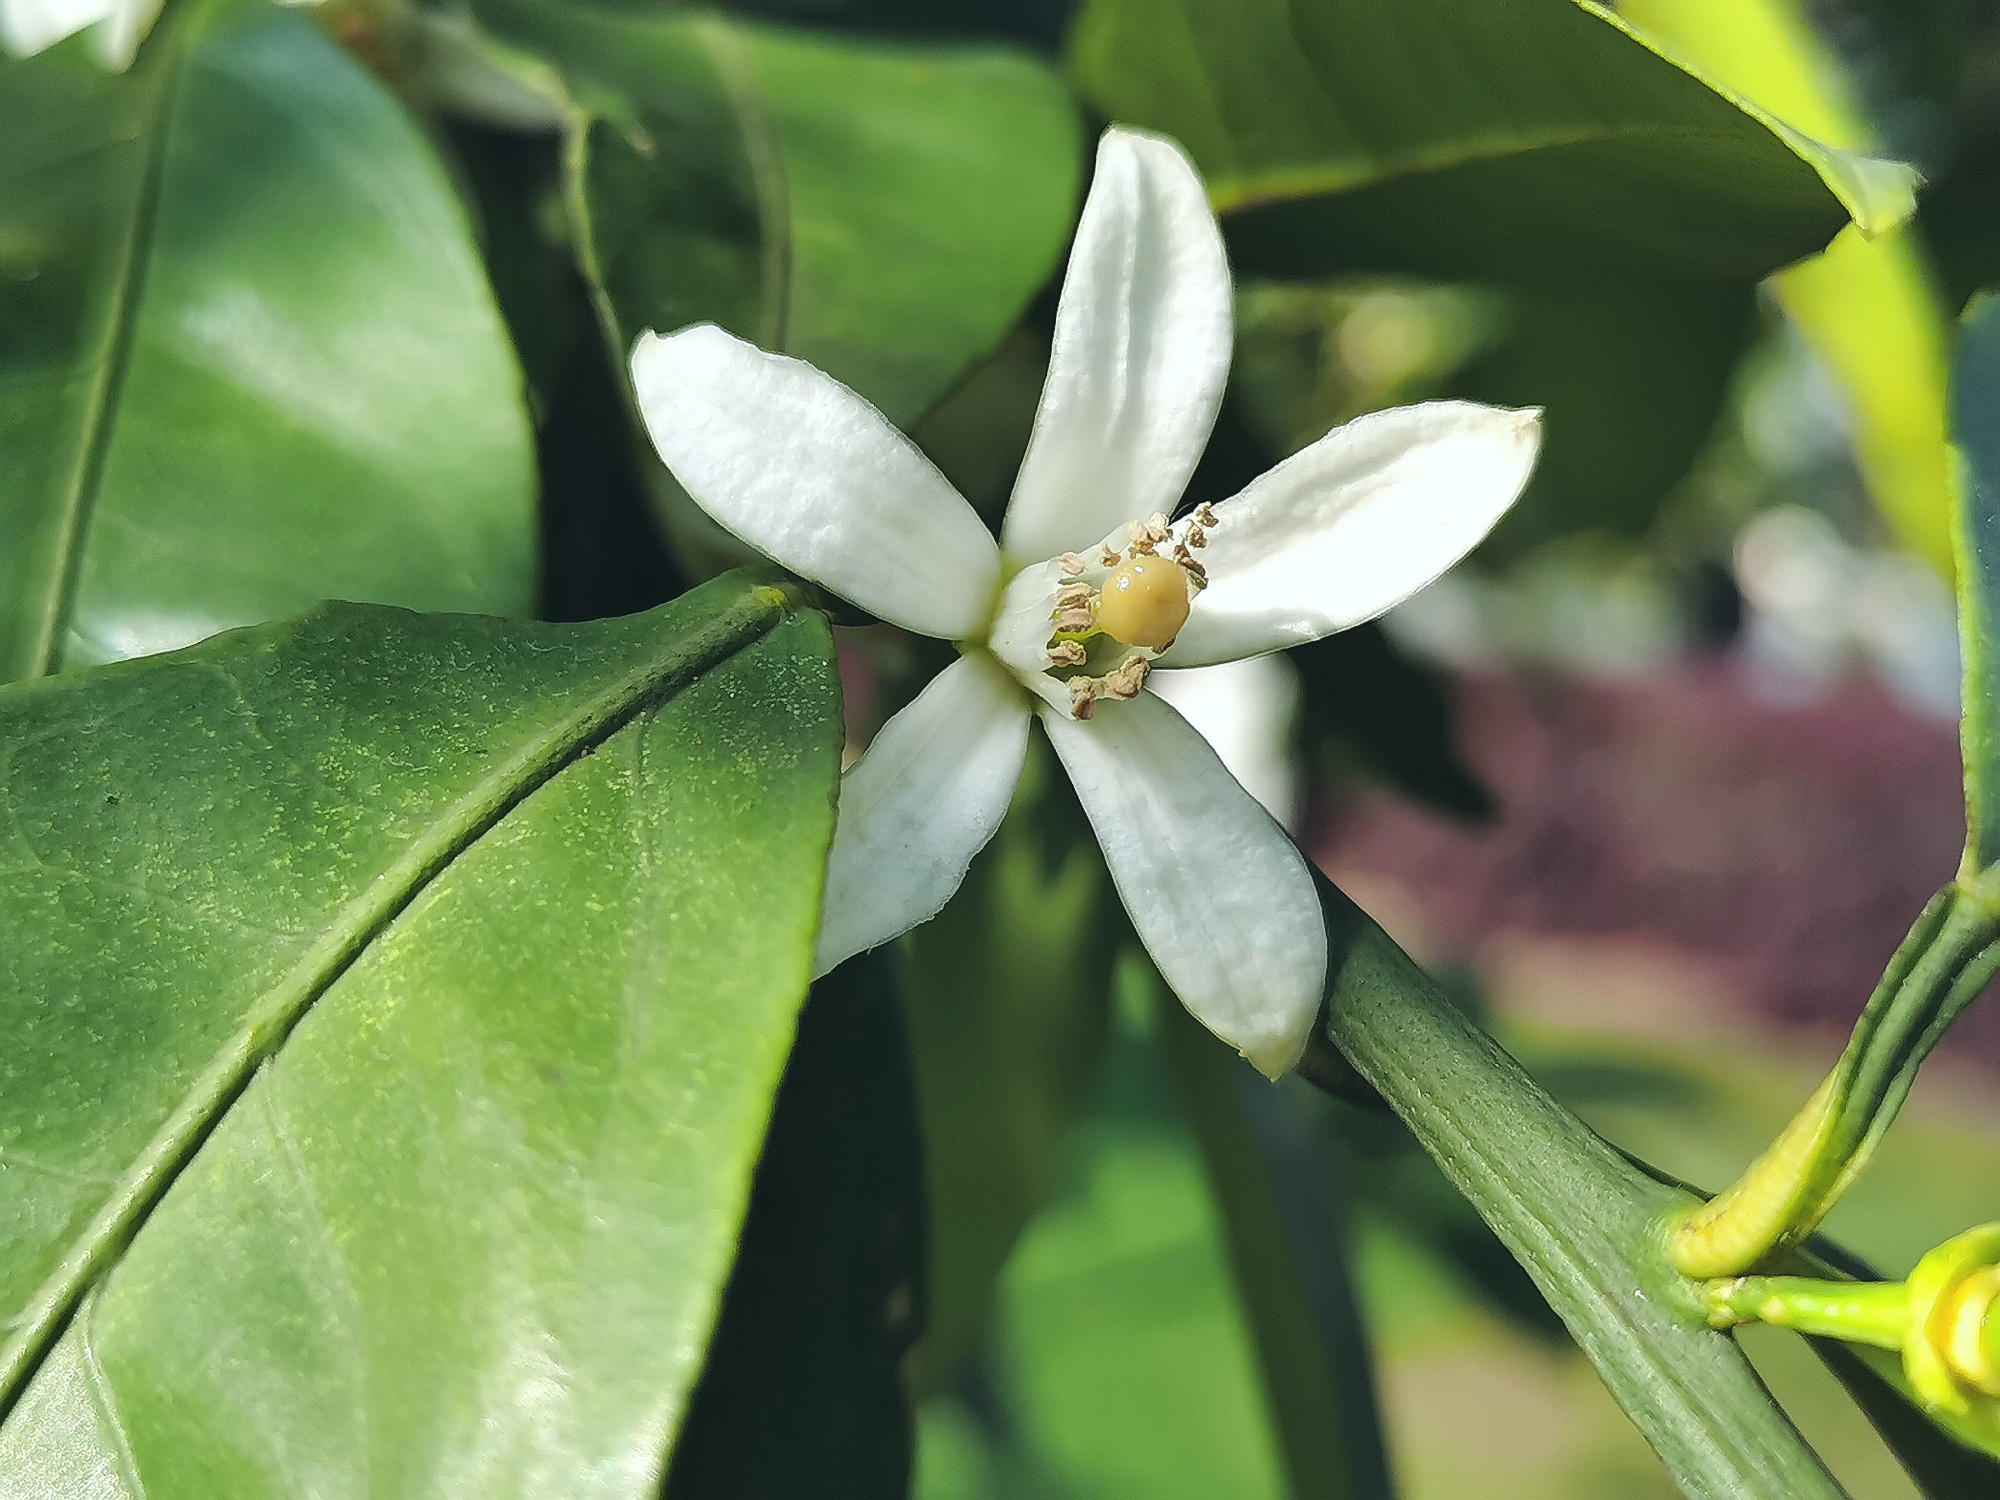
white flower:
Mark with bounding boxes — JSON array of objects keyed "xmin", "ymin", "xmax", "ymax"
[
  {"xmin": 1, "ymin": 0, "xmax": 317, "ymax": 68},
  {"xmin": 631, "ymin": 127, "xmax": 1540, "ymax": 1077}
]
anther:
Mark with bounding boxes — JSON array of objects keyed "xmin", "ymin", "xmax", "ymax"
[
  {"xmin": 1068, "ymin": 678, "xmax": 1097, "ymax": 719},
  {"xmin": 1099, "ymin": 544, "xmax": 1121, "ymax": 567},
  {"xmin": 1101, "ymin": 655, "xmax": 1149, "ymax": 700},
  {"xmin": 1145, "ymin": 513, "xmax": 1171, "ymax": 543},
  {"xmin": 1054, "ymin": 582, "xmax": 1093, "ymax": 608},
  {"xmin": 1054, "ymin": 605, "xmax": 1094, "ymax": 634},
  {"xmin": 1059, "ymin": 552, "xmax": 1088, "ymax": 577},
  {"xmin": 1193, "ymin": 502, "xmax": 1218, "ymax": 528},
  {"xmin": 1047, "ymin": 641, "xmax": 1086, "ymax": 667},
  {"xmin": 1185, "ymin": 524, "xmax": 1207, "ymax": 549}
]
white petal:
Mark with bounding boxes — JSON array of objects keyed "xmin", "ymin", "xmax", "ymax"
[
  {"xmin": 0, "ymin": 0, "xmax": 111, "ymax": 56},
  {"xmin": 999, "ymin": 128, "xmax": 1233, "ymax": 565},
  {"xmin": 632, "ymin": 324, "xmax": 1000, "ymax": 640},
  {"xmin": 984, "ymin": 560, "xmax": 1073, "ymax": 713},
  {"xmin": 1042, "ymin": 693, "xmax": 1324, "ymax": 1077},
  {"xmin": 94, "ymin": 0, "xmax": 157, "ymax": 68},
  {"xmin": 1148, "ymin": 657, "xmax": 1301, "ymax": 831},
  {"xmin": 1168, "ymin": 402, "xmax": 1542, "ymax": 667},
  {"xmin": 814, "ymin": 653, "xmax": 1031, "ymax": 976}
]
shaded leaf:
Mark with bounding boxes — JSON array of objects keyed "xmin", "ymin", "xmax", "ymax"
[
  {"xmin": 1620, "ymin": 0, "xmax": 1958, "ymax": 578},
  {"xmin": 901, "ymin": 729, "xmax": 1117, "ymax": 1382},
  {"xmin": 1153, "ymin": 975, "xmax": 1393, "ymax": 1500},
  {"xmin": 0, "ymin": 0, "xmax": 536, "ymax": 681},
  {"xmin": 0, "ymin": 573, "xmax": 842, "ymax": 1493},
  {"xmin": 1068, "ymin": 0, "xmax": 1910, "ymax": 283},
  {"xmin": 475, "ymin": 0, "xmax": 1081, "ymax": 429},
  {"xmin": 665, "ymin": 949, "xmax": 926, "ymax": 1500}
]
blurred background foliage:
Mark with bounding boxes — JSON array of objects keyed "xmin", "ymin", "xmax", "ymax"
[{"xmin": 11, "ymin": 0, "xmax": 2000, "ymax": 1491}]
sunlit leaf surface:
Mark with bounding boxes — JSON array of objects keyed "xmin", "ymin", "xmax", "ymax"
[
  {"xmin": 0, "ymin": 574, "xmax": 842, "ymax": 1495},
  {"xmin": 0, "ymin": 0, "xmax": 536, "ymax": 681}
]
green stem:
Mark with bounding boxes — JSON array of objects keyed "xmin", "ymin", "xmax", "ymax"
[
  {"xmin": 1671, "ymin": 883, "xmax": 2000, "ymax": 1278},
  {"xmin": 1703, "ymin": 1276, "xmax": 1909, "ymax": 1351},
  {"xmin": 1299, "ymin": 874, "xmax": 1847, "ymax": 1499}
]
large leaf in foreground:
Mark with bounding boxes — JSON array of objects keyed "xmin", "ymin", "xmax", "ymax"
[
  {"xmin": 0, "ymin": 0, "xmax": 535, "ymax": 682},
  {"xmin": 474, "ymin": 0, "xmax": 1080, "ymax": 428},
  {"xmin": 0, "ymin": 574, "xmax": 841, "ymax": 1493},
  {"xmin": 1069, "ymin": 0, "xmax": 1912, "ymax": 282}
]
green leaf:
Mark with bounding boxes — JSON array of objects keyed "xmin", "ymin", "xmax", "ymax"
[
  {"xmin": 1618, "ymin": 0, "xmax": 1958, "ymax": 579},
  {"xmin": 473, "ymin": 0, "xmax": 1080, "ymax": 429},
  {"xmin": 1302, "ymin": 873, "xmax": 1850, "ymax": 1497},
  {"xmin": 902, "ymin": 730, "xmax": 1116, "ymax": 1382},
  {"xmin": 1458, "ymin": 272, "xmax": 1758, "ymax": 552},
  {"xmin": 1951, "ymin": 293, "xmax": 2000, "ymax": 870},
  {"xmin": 0, "ymin": 0, "xmax": 536, "ymax": 682},
  {"xmin": 1068, "ymin": 0, "xmax": 1913, "ymax": 283},
  {"xmin": 0, "ymin": 573, "xmax": 842, "ymax": 1491}
]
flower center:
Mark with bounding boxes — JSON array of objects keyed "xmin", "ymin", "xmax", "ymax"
[
  {"xmin": 1098, "ymin": 557, "xmax": 1191, "ymax": 649},
  {"xmin": 1036, "ymin": 502, "xmax": 1219, "ymax": 719}
]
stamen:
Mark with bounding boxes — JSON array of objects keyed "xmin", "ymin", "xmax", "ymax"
[
  {"xmin": 1099, "ymin": 544, "xmax": 1121, "ymax": 567},
  {"xmin": 1125, "ymin": 521, "xmax": 1158, "ymax": 557},
  {"xmin": 1101, "ymin": 655, "xmax": 1149, "ymax": 700},
  {"xmin": 1193, "ymin": 502, "xmax": 1218, "ymax": 528},
  {"xmin": 1068, "ymin": 678, "xmax": 1097, "ymax": 719},
  {"xmin": 1054, "ymin": 581, "xmax": 1093, "ymax": 608},
  {"xmin": 1058, "ymin": 552, "xmax": 1088, "ymax": 576},
  {"xmin": 1145, "ymin": 513, "xmax": 1171, "ymax": 544},
  {"xmin": 1047, "ymin": 641, "xmax": 1086, "ymax": 667},
  {"xmin": 1054, "ymin": 605, "xmax": 1094, "ymax": 634},
  {"xmin": 1185, "ymin": 524, "xmax": 1207, "ymax": 549}
]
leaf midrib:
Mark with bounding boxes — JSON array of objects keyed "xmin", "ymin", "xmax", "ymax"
[
  {"xmin": 27, "ymin": 24, "xmax": 189, "ymax": 681},
  {"xmin": 0, "ymin": 582, "xmax": 795, "ymax": 1421}
]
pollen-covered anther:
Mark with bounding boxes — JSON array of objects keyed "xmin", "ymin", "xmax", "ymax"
[
  {"xmin": 1144, "ymin": 513, "xmax": 1172, "ymax": 544},
  {"xmin": 1172, "ymin": 544, "xmax": 1208, "ymax": 585},
  {"xmin": 1058, "ymin": 552, "xmax": 1088, "ymax": 577},
  {"xmin": 1125, "ymin": 521, "xmax": 1158, "ymax": 557},
  {"xmin": 1053, "ymin": 603, "xmax": 1095, "ymax": 634},
  {"xmin": 1192, "ymin": 501, "xmax": 1218, "ymax": 528},
  {"xmin": 1097, "ymin": 555, "xmax": 1192, "ymax": 649},
  {"xmin": 1184, "ymin": 524, "xmax": 1207, "ymax": 550},
  {"xmin": 1067, "ymin": 677, "xmax": 1097, "ymax": 719},
  {"xmin": 1098, "ymin": 544, "xmax": 1121, "ymax": 567},
  {"xmin": 1054, "ymin": 581, "xmax": 1093, "ymax": 609},
  {"xmin": 1046, "ymin": 640, "xmax": 1086, "ymax": 667},
  {"xmin": 1100, "ymin": 655, "xmax": 1150, "ymax": 701}
]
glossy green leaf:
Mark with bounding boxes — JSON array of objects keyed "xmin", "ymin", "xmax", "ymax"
[
  {"xmin": 1952, "ymin": 293, "xmax": 2000, "ymax": 871},
  {"xmin": 1068, "ymin": 0, "xmax": 1914, "ymax": 283},
  {"xmin": 1620, "ymin": 0, "xmax": 1958, "ymax": 580},
  {"xmin": 0, "ymin": 573, "xmax": 842, "ymax": 1493},
  {"xmin": 1302, "ymin": 873, "xmax": 1849, "ymax": 1497},
  {"xmin": 0, "ymin": 0, "xmax": 536, "ymax": 682},
  {"xmin": 902, "ymin": 731, "xmax": 1116, "ymax": 1382},
  {"xmin": 471, "ymin": 0, "xmax": 1080, "ymax": 429}
]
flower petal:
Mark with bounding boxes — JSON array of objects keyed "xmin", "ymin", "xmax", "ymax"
[
  {"xmin": 985, "ymin": 560, "xmax": 1073, "ymax": 713},
  {"xmin": 1168, "ymin": 403, "xmax": 1542, "ymax": 667},
  {"xmin": 1147, "ymin": 657, "xmax": 1301, "ymax": 830},
  {"xmin": 814, "ymin": 652, "xmax": 1031, "ymax": 976},
  {"xmin": 999, "ymin": 128, "xmax": 1233, "ymax": 565},
  {"xmin": 0, "ymin": 0, "xmax": 112, "ymax": 56},
  {"xmin": 632, "ymin": 324, "xmax": 1000, "ymax": 640},
  {"xmin": 1041, "ymin": 693, "xmax": 1325, "ymax": 1077}
]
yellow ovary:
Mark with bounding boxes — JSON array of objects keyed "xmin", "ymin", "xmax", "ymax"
[{"xmin": 1096, "ymin": 557, "xmax": 1190, "ymax": 649}]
